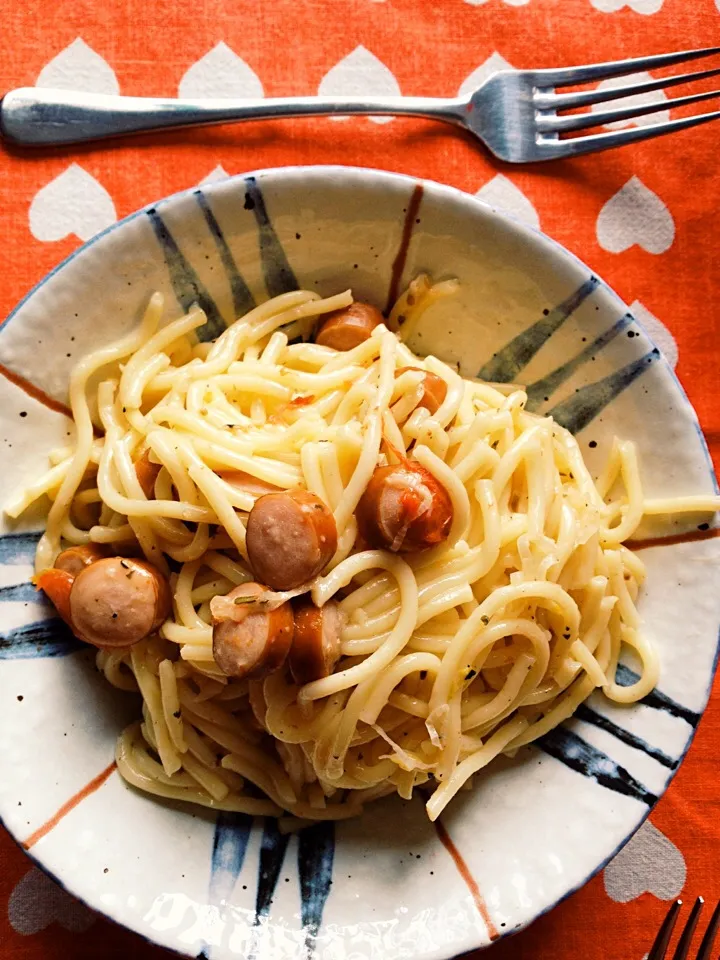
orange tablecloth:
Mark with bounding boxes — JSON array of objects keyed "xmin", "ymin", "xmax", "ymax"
[{"xmin": 1, "ymin": 0, "xmax": 719, "ymax": 956}]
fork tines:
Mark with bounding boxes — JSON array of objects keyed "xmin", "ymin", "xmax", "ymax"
[
  {"xmin": 648, "ymin": 897, "xmax": 720, "ymax": 960},
  {"xmin": 533, "ymin": 46, "xmax": 720, "ymax": 158}
]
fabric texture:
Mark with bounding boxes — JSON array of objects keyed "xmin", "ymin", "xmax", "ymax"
[{"xmin": 1, "ymin": 0, "xmax": 719, "ymax": 956}]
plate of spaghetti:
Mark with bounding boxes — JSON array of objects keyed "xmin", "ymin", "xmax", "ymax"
[{"xmin": 0, "ymin": 166, "xmax": 718, "ymax": 959}]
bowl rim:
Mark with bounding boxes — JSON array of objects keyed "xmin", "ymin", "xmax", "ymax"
[{"xmin": 2, "ymin": 163, "xmax": 718, "ymax": 958}]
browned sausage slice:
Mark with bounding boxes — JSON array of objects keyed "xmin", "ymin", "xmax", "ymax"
[
  {"xmin": 54, "ymin": 543, "xmax": 107, "ymax": 576},
  {"xmin": 246, "ymin": 489, "xmax": 337, "ymax": 590},
  {"xmin": 289, "ymin": 598, "xmax": 343, "ymax": 685},
  {"xmin": 211, "ymin": 582, "xmax": 294, "ymax": 680},
  {"xmin": 219, "ymin": 470, "xmax": 283, "ymax": 499},
  {"xmin": 356, "ymin": 463, "xmax": 453, "ymax": 553},
  {"xmin": 315, "ymin": 302, "xmax": 384, "ymax": 351},
  {"xmin": 135, "ymin": 449, "xmax": 162, "ymax": 499},
  {"xmin": 68, "ymin": 557, "xmax": 171, "ymax": 649},
  {"xmin": 396, "ymin": 366, "xmax": 448, "ymax": 416}
]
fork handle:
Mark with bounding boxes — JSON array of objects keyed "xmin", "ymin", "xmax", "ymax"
[{"xmin": 0, "ymin": 87, "xmax": 469, "ymax": 146}]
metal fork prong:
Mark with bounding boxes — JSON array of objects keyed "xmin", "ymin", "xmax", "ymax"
[
  {"xmin": 694, "ymin": 900, "xmax": 720, "ymax": 960},
  {"xmin": 535, "ymin": 65, "xmax": 720, "ymax": 111},
  {"xmin": 531, "ymin": 46, "xmax": 720, "ymax": 88},
  {"xmin": 542, "ymin": 108, "xmax": 720, "ymax": 159},
  {"xmin": 648, "ymin": 900, "xmax": 683, "ymax": 960},
  {"xmin": 672, "ymin": 896, "xmax": 704, "ymax": 960},
  {"xmin": 538, "ymin": 87, "xmax": 720, "ymax": 134}
]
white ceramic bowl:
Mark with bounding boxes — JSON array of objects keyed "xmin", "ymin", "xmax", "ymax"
[{"xmin": 0, "ymin": 166, "xmax": 718, "ymax": 959}]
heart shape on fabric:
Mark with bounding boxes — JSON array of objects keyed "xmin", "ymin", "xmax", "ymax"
[
  {"xmin": 596, "ymin": 176, "xmax": 674, "ymax": 254},
  {"xmin": 458, "ymin": 53, "xmax": 514, "ymax": 97},
  {"xmin": 590, "ymin": 0, "xmax": 663, "ymax": 13},
  {"xmin": 36, "ymin": 37, "xmax": 119, "ymax": 95},
  {"xmin": 199, "ymin": 165, "xmax": 231, "ymax": 186},
  {"xmin": 318, "ymin": 46, "xmax": 400, "ymax": 124},
  {"xmin": 178, "ymin": 42, "xmax": 263, "ymax": 99},
  {"xmin": 8, "ymin": 868, "xmax": 97, "ymax": 934},
  {"xmin": 29, "ymin": 163, "xmax": 117, "ymax": 243},
  {"xmin": 603, "ymin": 821, "xmax": 686, "ymax": 903},
  {"xmin": 630, "ymin": 300, "xmax": 678, "ymax": 368},
  {"xmin": 591, "ymin": 72, "xmax": 669, "ymax": 129},
  {"xmin": 475, "ymin": 174, "xmax": 540, "ymax": 230}
]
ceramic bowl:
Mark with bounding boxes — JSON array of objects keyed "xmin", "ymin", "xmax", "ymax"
[{"xmin": 0, "ymin": 166, "xmax": 718, "ymax": 959}]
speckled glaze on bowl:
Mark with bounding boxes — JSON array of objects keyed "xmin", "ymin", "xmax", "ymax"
[{"xmin": 0, "ymin": 166, "xmax": 718, "ymax": 960}]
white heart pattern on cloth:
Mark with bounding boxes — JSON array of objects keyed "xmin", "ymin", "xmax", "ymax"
[
  {"xmin": 36, "ymin": 37, "xmax": 119, "ymax": 95},
  {"xmin": 178, "ymin": 42, "xmax": 264, "ymax": 99},
  {"xmin": 596, "ymin": 176, "xmax": 674, "ymax": 254},
  {"xmin": 199, "ymin": 165, "xmax": 231, "ymax": 186},
  {"xmin": 590, "ymin": 0, "xmax": 664, "ymax": 13},
  {"xmin": 603, "ymin": 821, "xmax": 686, "ymax": 903},
  {"xmin": 318, "ymin": 46, "xmax": 400, "ymax": 124},
  {"xmin": 29, "ymin": 163, "xmax": 117, "ymax": 243},
  {"xmin": 475, "ymin": 174, "xmax": 540, "ymax": 230},
  {"xmin": 630, "ymin": 300, "xmax": 678, "ymax": 368},
  {"xmin": 8, "ymin": 868, "xmax": 97, "ymax": 935},
  {"xmin": 458, "ymin": 53, "xmax": 514, "ymax": 97},
  {"xmin": 591, "ymin": 72, "xmax": 669, "ymax": 129}
]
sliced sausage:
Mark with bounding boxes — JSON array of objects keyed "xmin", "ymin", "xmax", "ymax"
[
  {"xmin": 396, "ymin": 366, "xmax": 447, "ymax": 416},
  {"xmin": 315, "ymin": 302, "xmax": 383, "ymax": 351},
  {"xmin": 289, "ymin": 598, "xmax": 343, "ymax": 685},
  {"xmin": 219, "ymin": 470, "xmax": 283, "ymax": 499},
  {"xmin": 356, "ymin": 463, "xmax": 453, "ymax": 552},
  {"xmin": 135, "ymin": 449, "xmax": 162, "ymax": 499},
  {"xmin": 68, "ymin": 557, "xmax": 171, "ymax": 649},
  {"xmin": 36, "ymin": 568, "xmax": 74, "ymax": 626},
  {"xmin": 54, "ymin": 543, "xmax": 106, "ymax": 577},
  {"xmin": 211, "ymin": 582, "xmax": 294, "ymax": 680},
  {"xmin": 246, "ymin": 489, "xmax": 337, "ymax": 590}
]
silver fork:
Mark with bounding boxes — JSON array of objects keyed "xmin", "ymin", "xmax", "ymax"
[
  {"xmin": 648, "ymin": 898, "xmax": 720, "ymax": 960},
  {"xmin": 1, "ymin": 46, "xmax": 719, "ymax": 161}
]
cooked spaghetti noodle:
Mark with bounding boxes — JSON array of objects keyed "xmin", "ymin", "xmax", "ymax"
[{"xmin": 8, "ymin": 278, "xmax": 720, "ymax": 823}]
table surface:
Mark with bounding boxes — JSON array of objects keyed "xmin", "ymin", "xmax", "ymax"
[{"xmin": 1, "ymin": 0, "xmax": 719, "ymax": 957}]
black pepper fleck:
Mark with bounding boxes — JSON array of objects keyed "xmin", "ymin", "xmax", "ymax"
[
  {"xmin": 698, "ymin": 523, "xmax": 710, "ymax": 531},
  {"xmin": 589, "ymin": 440, "xmax": 597, "ymax": 448}
]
